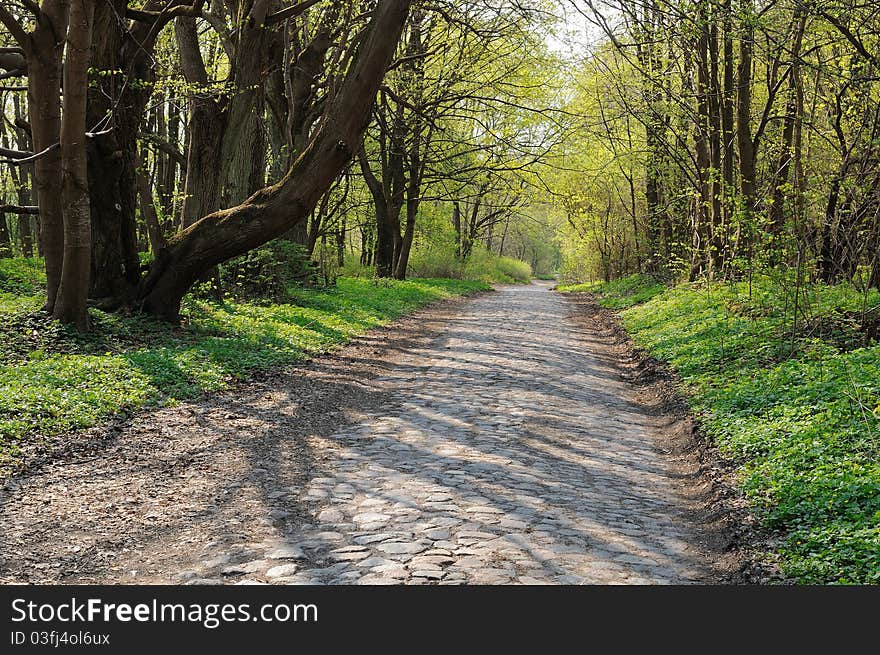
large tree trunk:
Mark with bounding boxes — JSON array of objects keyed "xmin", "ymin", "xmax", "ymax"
[
  {"xmin": 86, "ymin": 0, "xmax": 156, "ymax": 302},
  {"xmin": 53, "ymin": 0, "xmax": 95, "ymax": 330},
  {"xmin": 136, "ymin": 0, "xmax": 413, "ymax": 321},
  {"xmin": 176, "ymin": 17, "xmax": 225, "ymax": 229},
  {"xmin": 23, "ymin": 1, "xmax": 69, "ymax": 311},
  {"xmin": 358, "ymin": 146, "xmax": 403, "ymax": 278}
]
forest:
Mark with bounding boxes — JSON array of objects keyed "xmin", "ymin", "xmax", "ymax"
[{"xmin": 0, "ymin": 0, "xmax": 878, "ymax": 586}]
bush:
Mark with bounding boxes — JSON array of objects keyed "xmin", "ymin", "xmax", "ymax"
[
  {"xmin": 408, "ymin": 244, "xmax": 464, "ymax": 279},
  {"xmin": 339, "ymin": 253, "xmax": 377, "ymax": 279},
  {"xmin": 559, "ymin": 273, "xmax": 666, "ymax": 309},
  {"xmin": 495, "ymin": 256, "xmax": 532, "ymax": 284},
  {"xmin": 215, "ymin": 240, "xmax": 319, "ymax": 302},
  {"xmin": 463, "ymin": 247, "xmax": 532, "ymax": 284}
]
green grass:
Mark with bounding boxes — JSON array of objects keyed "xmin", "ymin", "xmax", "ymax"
[
  {"xmin": 558, "ymin": 273, "xmax": 666, "ymax": 309},
  {"xmin": 0, "ymin": 273, "xmax": 487, "ymax": 471},
  {"xmin": 604, "ymin": 275, "xmax": 879, "ymax": 584},
  {"xmin": 0, "ymin": 258, "xmax": 45, "ymax": 295}
]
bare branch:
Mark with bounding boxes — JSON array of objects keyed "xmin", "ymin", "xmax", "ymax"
[
  {"xmin": 0, "ymin": 205, "xmax": 39, "ymax": 215},
  {"xmin": 265, "ymin": 0, "xmax": 324, "ymax": 26},
  {"xmin": 0, "ymin": 7, "xmax": 29, "ymax": 47}
]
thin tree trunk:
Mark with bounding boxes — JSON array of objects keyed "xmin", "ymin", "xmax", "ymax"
[
  {"xmin": 137, "ymin": 157, "xmax": 166, "ymax": 256},
  {"xmin": 767, "ymin": 12, "xmax": 806, "ymax": 241},
  {"xmin": 394, "ymin": 200, "xmax": 417, "ymax": 280},
  {"xmin": 53, "ymin": 0, "xmax": 95, "ymax": 330},
  {"xmin": 708, "ymin": 16, "xmax": 724, "ymax": 275},
  {"xmin": 692, "ymin": 11, "xmax": 711, "ymax": 280},
  {"xmin": 721, "ymin": 0, "xmax": 735, "ymax": 272},
  {"xmin": 0, "ymin": 213, "xmax": 10, "ymax": 257},
  {"xmin": 736, "ymin": 0, "xmax": 756, "ymax": 260},
  {"xmin": 452, "ymin": 202, "xmax": 462, "ymax": 257}
]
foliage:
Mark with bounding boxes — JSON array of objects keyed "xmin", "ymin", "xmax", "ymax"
[
  {"xmin": 0, "ymin": 275, "xmax": 488, "ymax": 472},
  {"xmin": 614, "ymin": 277, "xmax": 880, "ymax": 584}
]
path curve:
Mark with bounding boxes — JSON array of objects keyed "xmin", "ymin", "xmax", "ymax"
[{"xmin": 0, "ymin": 282, "xmax": 716, "ymax": 584}]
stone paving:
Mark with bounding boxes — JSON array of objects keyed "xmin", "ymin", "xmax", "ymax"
[{"xmin": 186, "ymin": 281, "xmax": 711, "ymax": 585}]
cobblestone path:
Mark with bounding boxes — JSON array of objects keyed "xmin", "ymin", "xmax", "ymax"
[{"xmin": 0, "ymin": 282, "xmax": 715, "ymax": 584}]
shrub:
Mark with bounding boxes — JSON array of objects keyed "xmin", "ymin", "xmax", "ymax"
[
  {"xmin": 408, "ymin": 243, "xmax": 464, "ymax": 279},
  {"xmin": 620, "ymin": 277, "xmax": 880, "ymax": 583},
  {"xmin": 215, "ymin": 240, "xmax": 319, "ymax": 302},
  {"xmin": 339, "ymin": 253, "xmax": 377, "ymax": 279},
  {"xmin": 559, "ymin": 273, "xmax": 666, "ymax": 309},
  {"xmin": 495, "ymin": 256, "xmax": 532, "ymax": 284},
  {"xmin": 463, "ymin": 247, "xmax": 532, "ymax": 284}
]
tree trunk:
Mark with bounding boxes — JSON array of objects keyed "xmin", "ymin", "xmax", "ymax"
[
  {"xmin": 336, "ymin": 215, "xmax": 346, "ymax": 268},
  {"xmin": 176, "ymin": 17, "xmax": 224, "ymax": 229},
  {"xmin": 160, "ymin": 92, "xmax": 180, "ymax": 219},
  {"xmin": 736, "ymin": 0, "xmax": 756, "ymax": 259},
  {"xmin": 25, "ymin": 1, "xmax": 69, "ymax": 311},
  {"xmin": 86, "ymin": 0, "xmax": 148, "ymax": 302},
  {"xmin": 358, "ymin": 146, "xmax": 403, "ymax": 278},
  {"xmin": 708, "ymin": 17, "xmax": 724, "ymax": 275},
  {"xmin": 452, "ymin": 201, "xmax": 462, "ymax": 257},
  {"xmin": 0, "ymin": 213, "xmax": 10, "ymax": 257},
  {"xmin": 692, "ymin": 13, "xmax": 711, "ymax": 280},
  {"xmin": 767, "ymin": 12, "xmax": 806, "ymax": 241},
  {"xmin": 53, "ymin": 0, "xmax": 95, "ymax": 330},
  {"xmin": 136, "ymin": 0, "xmax": 413, "ymax": 321},
  {"xmin": 394, "ymin": 199, "xmax": 417, "ymax": 280},
  {"xmin": 720, "ymin": 0, "xmax": 735, "ymax": 271},
  {"xmin": 137, "ymin": 158, "xmax": 166, "ymax": 256}
]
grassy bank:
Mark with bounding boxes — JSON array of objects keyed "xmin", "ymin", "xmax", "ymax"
[
  {"xmin": 565, "ymin": 273, "xmax": 880, "ymax": 583},
  {"xmin": 557, "ymin": 274, "xmax": 665, "ymax": 309},
  {"xmin": 0, "ymin": 260, "xmax": 487, "ymax": 471}
]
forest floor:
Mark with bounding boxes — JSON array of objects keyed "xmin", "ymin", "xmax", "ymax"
[{"xmin": 0, "ymin": 281, "xmax": 742, "ymax": 584}]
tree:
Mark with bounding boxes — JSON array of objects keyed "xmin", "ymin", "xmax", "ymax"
[{"xmin": 137, "ymin": 0, "xmax": 414, "ymax": 320}]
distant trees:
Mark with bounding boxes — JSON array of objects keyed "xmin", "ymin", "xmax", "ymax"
[
  {"xmin": 355, "ymin": 1, "xmax": 560, "ymax": 279},
  {"xmin": 557, "ymin": 0, "xmax": 880, "ymax": 289}
]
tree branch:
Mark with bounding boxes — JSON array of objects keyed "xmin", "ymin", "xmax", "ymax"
[
  {"xmin": 0, "ymin": 7, "xmax": 29, "ymax": 47},
  {"xmin": 0, "ymin": 146, "xmax": 32, "ymax": 159},
  {"xmin": 140, "ymin": 133, "xmax": 187, "ymax": 171},
  {"xmin": 126, "ymin": 1, "xmax": 205, "ymax": 29},
  {"xmin": 0, "ymin": 205, "xmax": 39, "ymax": 215},
  {"xmin": 815, "ymin": 8, "xmax": 880, "ymax": 68},
  {"xmin": 265, "ymin": 0, "xmax": 324, "ymax": 26},
  {"xmin": 20, "ymin": 0, "xmax": 41, "ymax": 17}
]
